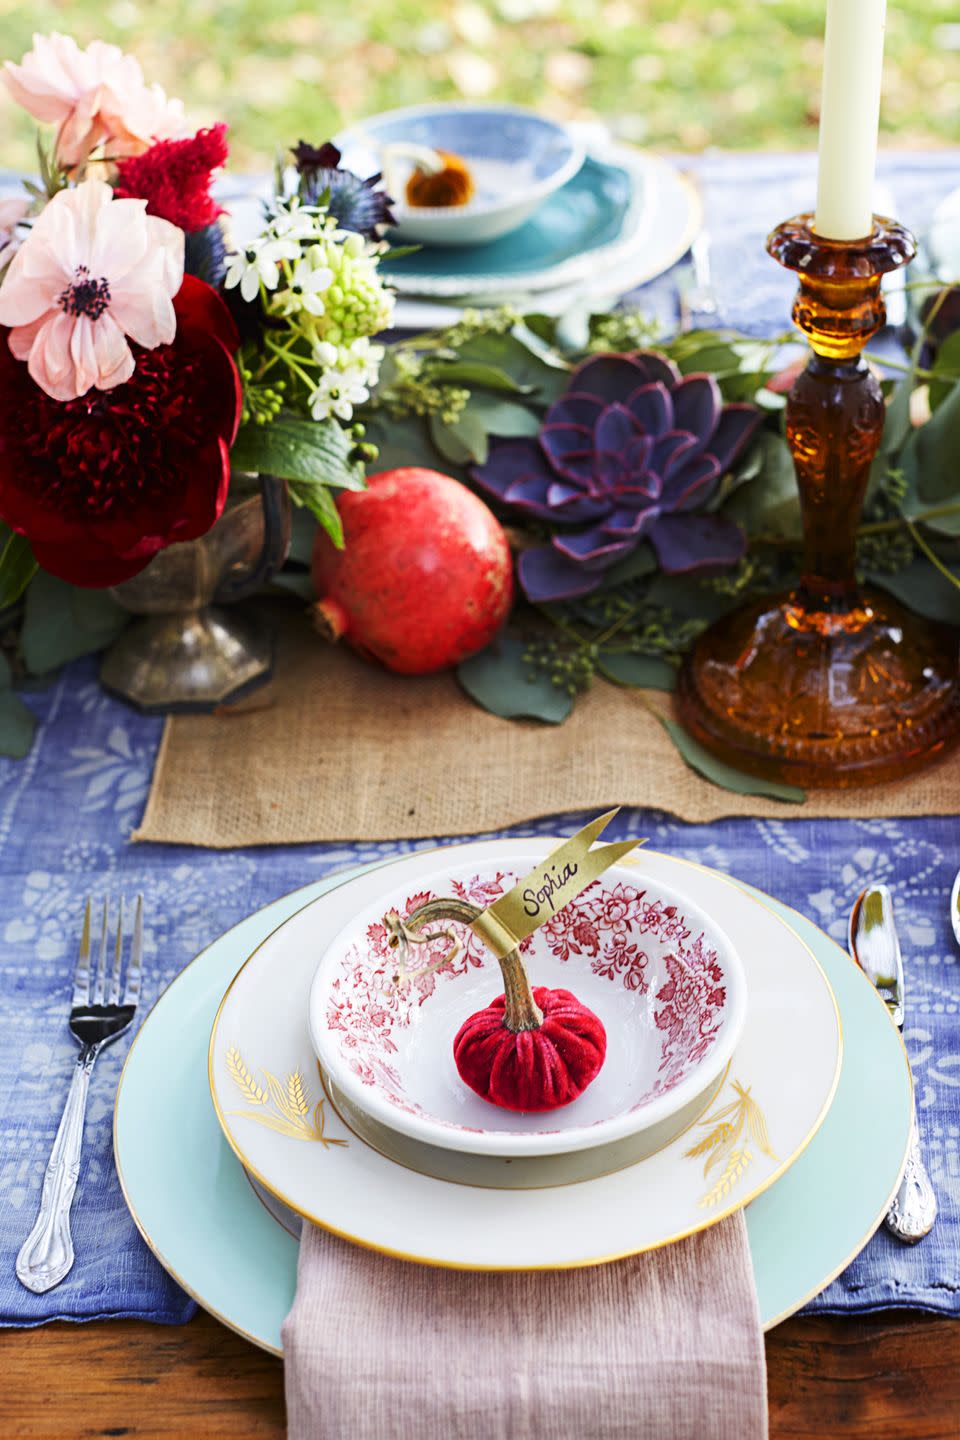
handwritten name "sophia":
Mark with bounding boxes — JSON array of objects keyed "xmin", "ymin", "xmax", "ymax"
[{"xmin": 522, "ymin": 861, "xmax": 579, "ymax": 918}]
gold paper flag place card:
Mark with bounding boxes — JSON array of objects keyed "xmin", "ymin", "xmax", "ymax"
[
  {"xmin": 383, "ymin": 809, "xmax": 645, "ymax": 1113},
  {"xmin": 469, "ymin": 809, "xmax": 644, "ymax": 958}
]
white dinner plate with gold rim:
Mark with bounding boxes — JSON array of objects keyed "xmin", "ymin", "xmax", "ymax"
[
  {"xmin": 207, "ymin": 843, "xmax": 841, "ymax": 1269},
  {"xmin": 114, "ymin": 855, "xmax": 912, "ymax": 1350}
]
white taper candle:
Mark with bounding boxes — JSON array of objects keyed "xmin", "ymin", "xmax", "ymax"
[{"xmin": 814, "ymin": 0, "xmax": 887, "ymax": 241}]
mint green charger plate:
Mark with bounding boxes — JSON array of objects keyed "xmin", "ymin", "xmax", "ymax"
[{"xmin": 114, "ymin": 863, "xmax": 911, "ymax": 1352}]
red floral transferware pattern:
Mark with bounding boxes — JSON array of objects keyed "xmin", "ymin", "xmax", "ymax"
[{"xmin": 323, "ymin": 870, "xmax": 728, "ymax": 1128}]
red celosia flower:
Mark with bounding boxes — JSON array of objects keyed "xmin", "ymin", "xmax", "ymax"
[
  {"xmin": 0, "ymin": 275, "xmax": 242, "ymax": 587},
  {"xmin": 115, "ymin": 124, "xmax": 229, "ymax": 233}
]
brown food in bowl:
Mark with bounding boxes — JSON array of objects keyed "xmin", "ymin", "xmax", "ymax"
[{"xmin": 405, "ymin": 151, "xmax": 475, "ymax": 208}]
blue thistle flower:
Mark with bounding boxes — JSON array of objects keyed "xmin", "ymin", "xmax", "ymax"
[{"xmin": 292, "ymin": 140, "xmax": 396, "ymax": 237}]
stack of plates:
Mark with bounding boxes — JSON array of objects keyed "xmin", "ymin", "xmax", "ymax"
[
  {"xmin": 115, "ymin": 840, "xmax": 913, "ymax": 1351},
  {"xmin": 333, "ymin": 108, "xmax": 701, "ymax": 326},
  {"xmin": 377, "ymin": 143, "xmax": 700, "ymax": 326}
]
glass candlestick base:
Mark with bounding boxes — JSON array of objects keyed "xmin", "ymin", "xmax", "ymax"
[
  {"xmin": 676, "ymin": 586, "xmax": 960, "ymax": 788},
  {"xmin": 676, "ymin": 215, "xmax": 960, "ymax": 789}
]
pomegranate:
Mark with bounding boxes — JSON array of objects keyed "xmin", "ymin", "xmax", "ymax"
[{"xmin": 312, "ymin": 467, "xmax": 514, "ymax": 675}]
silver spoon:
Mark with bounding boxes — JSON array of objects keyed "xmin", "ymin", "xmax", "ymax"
[{"xmin": 849, "ymin": 884, "xmax": 937, "ymax": 1243}]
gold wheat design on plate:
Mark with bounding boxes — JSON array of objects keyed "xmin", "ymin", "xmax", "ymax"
[
  {"xmin": 226, "ymin": 1046, "xmax": 347, "ymax": 1146},
  {"xmin": 685, "ymin": 1079, "xmax": 776, "ymax": 1208}
]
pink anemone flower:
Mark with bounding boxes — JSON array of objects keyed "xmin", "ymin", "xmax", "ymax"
[
  {"xmin": 0, "ymin": 178, "xmax": 184, "ymax": 402},
  {"xmin": 3, "ymin": 32, "xmax": 185, "ymax": 168}
]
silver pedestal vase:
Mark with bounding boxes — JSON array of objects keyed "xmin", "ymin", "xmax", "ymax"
[{"xmin": 100, "ymin": 475, "xmax": 291, "ymax": 713}]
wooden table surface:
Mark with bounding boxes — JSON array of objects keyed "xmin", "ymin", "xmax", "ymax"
[{"xmin": 1, "ymin": 1309, "xmax": 957, "ymax": 1438}]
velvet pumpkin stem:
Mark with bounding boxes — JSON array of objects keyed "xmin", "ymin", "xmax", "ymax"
[{"xmin": 389, "ymin": 898, "xmax": 544, "ymax": 1032}]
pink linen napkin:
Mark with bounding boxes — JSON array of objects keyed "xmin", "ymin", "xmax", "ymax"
[{"xmin": 282, "ymin": 1212, "xmax": 767, "ymax": 1439}]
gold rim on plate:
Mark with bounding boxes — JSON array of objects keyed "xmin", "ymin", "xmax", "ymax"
[
  {"xmin": 205, "ymin": 845, "xmax": 844, "ymax": 1270},
  {"xmin": 114, "ymin": 846, "xmax": 910, "ymax": 1350}
]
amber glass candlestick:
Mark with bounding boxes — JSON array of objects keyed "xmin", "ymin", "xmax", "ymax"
[{"xmin": 676, "ymin": 215, "xmax": 960, "ymax": 788}]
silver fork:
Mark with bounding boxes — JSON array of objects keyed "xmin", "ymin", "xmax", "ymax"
[{"xmin": 17, "ymin": 896, "xmax": 144, "ymax": 1293}]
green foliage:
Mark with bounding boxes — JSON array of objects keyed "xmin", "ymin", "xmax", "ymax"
[
  {"xmin": 457, "ymin": 634, "xmax": 573, "ymax": 724},
  {"xmin": 724, "ymin": 429, "xmax": 802, "ymax": 541},
  {"xmin": 661, "ymin": 329, "xmax": 783, "ymax": 403},
  {"xmin": 598, "ymin": 654, "xmax": 677, "ymax": 691},
  {"xmin": 451, "ymin": 329, "xmax": 570, "ymax": 406},
  {"xmin": 232, "ymin": 414, "xmax": 366, "ymax": 490},
  {"xmin": 21, "ymin": 573, "xmax": 129, "ymax": 675},
  {"xmin": 655, "ymin": 713, "xmax": 806, "ymax": 804},
  {"xmin": 928, "ymin": 331, "xmax": 960, "ymax": 414},
  {"xmin": 231, "ymin": 413, "xmax": 367, "ymax": 546},
  {"xmin": 869, "ymin": 557, "xmax": 960, "ymax": 627},
  {"xmin": 0, "ymin": 528, "xmax": 37, "ymax": 610},
  {"xmin": 902, "ymin": 378, "xmax": 960, "ymax": 522},
  {"xmin": 365, "ymin": 312, "xmax": 565, "ymax": 469},
  {"xmin": 0, "ymin": 654, "xmax": 36, "ymax": 759}
]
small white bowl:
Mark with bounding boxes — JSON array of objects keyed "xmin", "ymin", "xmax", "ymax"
[
  {"xmin": 309, "ymin": 854, "xmax": 747, "ymax": 1156},
  {"xmin": 335, "ymin": 103, "xmax": 585, "ymax": 247}
]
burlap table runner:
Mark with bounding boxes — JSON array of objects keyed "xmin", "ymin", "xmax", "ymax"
[
  {"xmin": 134, "ymin": 605, "xmax": 960, "ymax": 847},
  {"xmin": 283, "ymin": 1213, "xmax": 767, "ymax": 1440}
]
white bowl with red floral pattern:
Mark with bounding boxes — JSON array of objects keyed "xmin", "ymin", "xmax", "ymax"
[{"xmin": 308, "ymin": 854, "xmax": 747, "ymax": 1156}]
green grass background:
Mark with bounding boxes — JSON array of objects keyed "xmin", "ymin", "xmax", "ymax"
[{"xmin": 2, "ymin": 0, "xmax": 957, "ymax": 169}]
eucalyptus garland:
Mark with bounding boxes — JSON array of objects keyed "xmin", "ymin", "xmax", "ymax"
[
  {"xmin": 359, "ymin": 289, "xmax": 960, "ymax": 744},
  {"xmin": 2, "ymin": 284, "xmax": 959, "ymax": 791}
]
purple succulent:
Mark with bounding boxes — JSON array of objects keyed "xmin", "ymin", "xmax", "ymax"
[{"xmin": 471, "ymin": 351, "xmax": 762, "ymax": 603}]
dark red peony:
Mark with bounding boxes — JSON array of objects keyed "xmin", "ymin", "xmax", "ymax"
[
  {"xmin": 0, "ymin": 275, "xmax": 242, "ymax": 587},
  {"xmin": 115, "ymin": 124, "xmax": 229, "ymax": 233},
  {"xmin": 454, "ymin": 986, "xmax": 607, "ymax": 1112}
]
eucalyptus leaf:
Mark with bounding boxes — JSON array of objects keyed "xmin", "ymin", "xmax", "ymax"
[
  {"xmin": 467, "ymin": 395, "xmax": 541, "ymax": 439},
  {"xmin": 644, "ymin": 573, "xmax": 738, "ymax": 624},
  {"xmin": 671, "ymin": 339, "xmax": 741, "ymax": 378},
  {"xmin": 724, "ymin": 430, "xmax": 801, "ymax": 541},
  {"xmin": 520, "ymin": 314, "xmax": 559, "ymax": 347},
  {"xmin": 869, "ymin": 557, "xmax": 960, "ymax": 625},
  {"xmin": 457, "ymin": 634, "xmax": 573, "ymax": 723},
  {"xmin": 21, "ymin": 572, "xmax": 129, "ymax": 675},
  {"xmin": 553, "ymin": 304, "xmax": 592, "ymax": 354},
  {"xmin": 656, "ymin": 713, "xmax": 806, "ymax": 803},
  {"xmin": 883, "ymin": 376, "xmax": 914, "ymax": 456},
  {"xmin": 929, "ymin": 330, "xmax": 960, "ymax": 413},
  {"xmin": 598, "ymin": 654, "xmax": 677, "ymax": 691},
  {"xmin": 432, "ymin": 361, "xmax": 532, "ymax": 394},
  {"xmin": 0, "ymin": 527, "xmax": 37, "ymax": 608},
  {"xmin": 0, "ymin": 653, "xmax": 36, "ymax": 759},
  {"xmin": 231, "ymin": 415, "xmax": 365, "ymax": 491},
  {"xmin": 429, "ymin": 409, "xmax": 489, "ymax": 466},
  {"xmin": 906, "ymin": 379, "xmax": 960, "ymax": 507},
  {"xmin": 716, "ymin": 371, "xmax": 775, "ymax": 404},
  {"xmin": 362, "ymin": 414, "xmax": 456, "ymax": 477},
  {"xmin": 662, "ymin": 329, "xmax": 730, "ymax": 361},
  {"xmin": 288, "ymin": 505, "xmax": 319, "ymax": 567},
  {"xmin": 510, "ymin": 320, "xmax": 570, "ymax": 371},
  {"xmin": 597, "ymin": 540, "xmax": 658, "ymax": 587},
  {"xmin": 0, "ymin": 696, "xmax": 35, "ymax": 758},
  {"xmin": 454, "ymin": 332, "xmax": 568, "ymax": 406},
  {"xmin": 301, "ymin": 483, "xmax": 344, "ymax": 548}
]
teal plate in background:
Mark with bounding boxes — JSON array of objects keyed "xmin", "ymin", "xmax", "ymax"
[
  {"xmin": 114, "ymin": 863, "xmax": 911, "ymax": 1353},
  {"xmin": 381, "ymin": 154, "xmax": 633, "ymax": 283}
]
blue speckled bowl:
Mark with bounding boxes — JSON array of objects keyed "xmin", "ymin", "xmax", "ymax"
[{"xmin": 335, "ymin": 103, "xmax": 584, "ymax": 247}]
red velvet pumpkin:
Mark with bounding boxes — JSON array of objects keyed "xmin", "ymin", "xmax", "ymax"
[
  {"xmin": 386, "ymin": 897, "xmax": 607, "ymax": 1114},
  {"xmin": 454, "ymin": 986, "xmax": 606, "ymax": 1112}
]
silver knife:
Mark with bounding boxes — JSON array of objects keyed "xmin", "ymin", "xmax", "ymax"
[{"xmin": 849, "ymin": 884, "xmax": 936, "ymax": 1243}]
